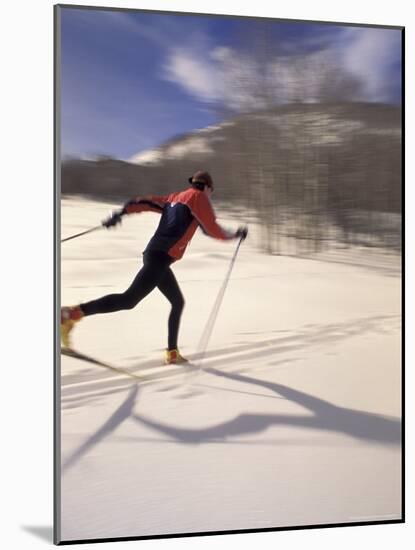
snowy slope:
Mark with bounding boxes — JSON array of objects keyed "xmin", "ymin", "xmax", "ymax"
[
  {"xmin": 59, "ymin": 198, "xmax": 401, "ymax": 543},
  {"xmin": 129, "ymin": 122, "xmax": 234, "ymax": 165}
]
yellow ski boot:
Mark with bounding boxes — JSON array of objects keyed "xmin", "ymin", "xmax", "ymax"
[
  {"xmin": 164, "ymin": 348, "xmax": 189, "ymax": 365},
  {"xmin": 61, "ymin": 306, "xmax": 83, "ymax": 349}
]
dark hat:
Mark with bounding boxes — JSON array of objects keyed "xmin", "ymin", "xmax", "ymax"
[{"xmin": 188, "ymin": 170, "xmax": 214, "ymax": 189}]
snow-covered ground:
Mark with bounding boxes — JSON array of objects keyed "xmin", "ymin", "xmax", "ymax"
[{"xmin": 59, "ymin": 197, "xmax": 402, "ymax": 543}]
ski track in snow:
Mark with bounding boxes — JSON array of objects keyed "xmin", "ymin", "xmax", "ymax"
[{"xmin": 60, "ymin": 313, "xmax": 400, "ymax": 407}]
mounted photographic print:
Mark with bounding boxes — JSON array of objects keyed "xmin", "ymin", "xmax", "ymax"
[{"xmin": 54, "ymin": 3, "xmax": 404, "ymax": 545}]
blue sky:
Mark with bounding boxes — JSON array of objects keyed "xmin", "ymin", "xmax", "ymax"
[{"xmin": 59, "ymin": 7, "xmax": 402, "ymax": 160}]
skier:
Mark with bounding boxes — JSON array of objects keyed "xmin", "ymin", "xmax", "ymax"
[{"xmin": 61, "ymin": 171, "xmax": 248, "ymax": 364}]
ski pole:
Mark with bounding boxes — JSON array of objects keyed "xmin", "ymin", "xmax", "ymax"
[
  {"xmin": 61, "ymin": 225, "xmax": 103, "ymax": 243},
  {"xmin": 196, "ymin": 235, "xmax": 244, "ymax": 366}
]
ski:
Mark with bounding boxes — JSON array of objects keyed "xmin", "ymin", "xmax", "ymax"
[
  {"xmin": 61, "ymin": 347, "xmax": 197, "ymax": 383},
  {"xmin": 61, "ymin": 348, "xmax": 145, "ymax": 381}
]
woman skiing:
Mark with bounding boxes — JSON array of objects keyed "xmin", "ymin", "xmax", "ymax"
[{"xmin": 61, "ymin": 171, "xmax": 248, "ymax": 364}]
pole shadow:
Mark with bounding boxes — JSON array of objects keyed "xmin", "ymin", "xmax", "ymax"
[{"xmin": 62, "ymin": 384, "xmax": 139, "ymax": 474}]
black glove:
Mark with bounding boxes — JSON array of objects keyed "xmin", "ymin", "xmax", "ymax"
[
  {"xmin": 235, "ymin": 225, "xmax": 248, "ymax": 240},
  {"xmin": 102, "ymin": 209, "xmax": 124, "ymax": 228}
]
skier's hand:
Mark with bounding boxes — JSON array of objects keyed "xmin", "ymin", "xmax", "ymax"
[
  {"xmin": 102, "ymin": 209, "xmax": 124, "ymax": 229},
  {"xmin": 235, "ymin": 225, "xmax": 248, "ymax": 240}
]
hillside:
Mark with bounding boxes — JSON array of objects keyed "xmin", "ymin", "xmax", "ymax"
[{"xmin": 61, "ymin": 102, "xmax": 402, "ymax": 253}]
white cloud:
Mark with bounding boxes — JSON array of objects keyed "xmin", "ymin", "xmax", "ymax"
[
  {"xmin": 162, "ymin": 47, "xmax": 224, "ymax": 102},
  {"xmin": 338, "ymin": 27, "xmax": 401, "ymax": 101},
  {"xmin": 160, "ymin": 26, "xmax": 401, "ymax": 109}
]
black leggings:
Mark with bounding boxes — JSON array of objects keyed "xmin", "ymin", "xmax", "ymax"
[{"xmin": 80, "ymin": 251, "xmax": 185, "ymax": 350}]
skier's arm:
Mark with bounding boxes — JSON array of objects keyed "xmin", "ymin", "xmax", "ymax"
[
  {"xmin": 190, "ymin": 192, "xmax": 235, "ymax": 240},
  {"xmin": 122, "ymin": 195, "xmax": 169, "ymax": 215},
  {"xmin": 102, "ymin": 195, "xmax": 168, "ymax": 229}
]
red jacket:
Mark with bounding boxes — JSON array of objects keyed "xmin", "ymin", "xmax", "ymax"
[{"xmin": 124, "ymin": 187, "xmax": 234, "ymax": 260}]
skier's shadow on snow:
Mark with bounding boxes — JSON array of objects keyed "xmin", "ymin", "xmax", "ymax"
[
  {"xmin": 132, "ymin": 368, "xmax": 401, "ymax": 446},
  {"xmin": 62, "ymin": 365, "xmax": 400, "ymax": 474}
]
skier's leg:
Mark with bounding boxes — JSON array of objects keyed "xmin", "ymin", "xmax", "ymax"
[
  {"xmin": 80, "ymin": 255, "xmax": 169, "ymax": 316},
  {"xmin": 157, "ymin": 267, "xmax": 185, "ymax": 351},
  {"xmin": 61, "ymin": 252, "xmax": 171, "ymax": 348}
]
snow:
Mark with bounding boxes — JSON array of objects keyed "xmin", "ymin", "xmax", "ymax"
[
  {"xmin": 129, "ymin": 148, "xmax": 164, "ymax": 165},
  {"xmin": 167, "ymin": 136, "xmax": 214, "ymax": 158},
  {"xmin": 59, "ymin": 197, "xmax": 401, "ymax": 543},
  {"xmin": 194, "ymin": 121, "xmax": 235, "ymax": 134},
  {"xmin": 129, "ymin": 122, "xmax": 232, "ymax": 165},
  {"xmin": 129, "ymin": 136, "xmax": 214, "ymax": 165}
]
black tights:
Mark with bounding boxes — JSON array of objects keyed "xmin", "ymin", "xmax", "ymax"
[{"xmin": 80, "ymin": 251, "xmax": 184, "ymax": 350}]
